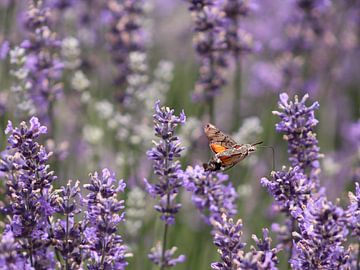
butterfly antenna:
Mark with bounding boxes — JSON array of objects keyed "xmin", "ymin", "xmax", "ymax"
[{"xmin": 257, "ymin": 145, "xmax": 276, "ymax": 171}]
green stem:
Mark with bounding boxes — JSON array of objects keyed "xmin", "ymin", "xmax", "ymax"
[
  {"xmin": 160, "ymin": 142, "xmax": 171, "ymax": 270},
  {"xmin": 232, "ymin": 54, "xmax": 242, "ymax": 131},
  {"xmin": 357, "ymin": 242, "xmax": 360, "ymax": 270},
  {"xmin": 65, "ymin": 200, "xmax": 70, "ymax": 270},
  {"xmin": 287, "ymin": 219, "xmax": 295, "ymax": 269},
  {"xmin": 160, "ymin": 194, "xmax": 170, "ymax": 270}
]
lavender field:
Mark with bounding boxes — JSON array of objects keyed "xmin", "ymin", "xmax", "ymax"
[{"xmin": 0, "ymin": 0, "xmax": 359, "ymax": 269}]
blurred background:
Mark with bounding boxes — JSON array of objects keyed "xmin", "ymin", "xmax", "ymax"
[{"xmin": 0, "ymin": 0, "xmax": 359, "ymax": 269}]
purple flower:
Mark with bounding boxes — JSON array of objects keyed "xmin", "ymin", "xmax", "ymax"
[
  {"xmin": 223, "ymin": 0, "xmax": 257, "ymax": 54},
  {"xmin": 106, "ymin": 0, "xmax": 146, "ymax": 103},
  {"xmin": 148, "ymin": 242, "xmax": 186, "ymax": 268},
  {"xmin": 0, "ymin": 117, "xmax": 56, "ymax": 269},
  {"xmin": 186, "ymin": 0, "xmax": 228, "ymax": 101},
  {"xmin": 50, "ymin": 180, "xmax": 83, "ymax": 268},
  {"xmin": 145, "ymin": 101, "xmax": 186, "ymax": 268},
  {"xmin": 0, "ymin": 40, "xmax": 9, "ymax": 59},
  {"xmin": 261, "ymin": 166, "xmax": 315, "ymax": 214},
  {"xmin": 83, "ymin": 168, "xmax": 128, "ymax": 270},
  {"xmin": 272, "ymin": 93, "xmax": 322, "ymax": 186},
  {"xmin": 211, "ymin": 214, "xmax": 279, "ymax": 270},
  {"xmin": 291, "ymin": 197, "xmax": 349, "ymax": 269},
  {"xmin": 144, "ymin": 100, "xmax": 186, "ymax": 225},
  {"xmin": 182, "ymin": 165, "xmax": 237, "ymax": 224},
  {"xmin": 0, "ymin": 228, "xmax": 33, "ymax": 270},
  {"xmin": 346, "ymin": 182, "xmax": 360, "ymax": 239},
  {"xmin": 18, "ymin": 0, "xmax": 64, "ymax": 122}
]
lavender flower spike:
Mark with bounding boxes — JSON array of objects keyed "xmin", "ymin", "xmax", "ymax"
[
  {"xmin": 346, "ymin": 182, "xmax": 360, "ymax": 239},
  {"xmin": 144, "ymin": 100, "xmax": 186, "ymax": 225},
  {"xmin": 182, "ymin": 165, "xmax": 237, "ymax": 224},
  {"xmin": 211, "ymin": 214, "xmax": 279, "ymax": 270},
  {"xmin": 145, "ymin": 101, "xmax": 186, "ymax": 268},
  {"xmin": 83, "ymin": 168, "xmax": 128, "ymax": 270},
  {"xmin": 0, "ymin": 117, "xmax": 56, "ymax": 269},
  {"xmin": 291, "ymin": 197, "xmax": 349, "ymax": 269},
  {"xmin": 0, "ymin": 228, "xmax": 33, "ymax": 270},
  {"xmin": 272, "ymin": 93, "xmax": 322, "ymax": 186}
]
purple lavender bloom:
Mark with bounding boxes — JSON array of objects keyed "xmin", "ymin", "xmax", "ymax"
[
  {"xmin": 272, "ymin": 93, "xmax": 322, "ymax": 186},
  {"xmin": 346, "ymin": 182, "xmax": 360, "ymax": 239},
  {"xmin": 145, "ymin": 101, "xmax": 186, "ymax": 268},
  {"xmin": 186, "ymin": 0, "xmax": 228, "ymax": 101},
  {"xmin": 50, "ymin": 180, "xmax": 83, "ymax": 269},
  {"xmin": 148, "ymin": 242, "xmax": 186, "ymax": 268},
  {"xmin": 106, "ymin": 0, "xmax": 146, "ymax": 103},
  {"xmin": 291, "ymin": 197, "xmax": 349, "ymax": 269},
  {"xmin": 211, "ymin": 214, "xmax": 279, "ymax": 270},
  {"xmin": 20, "ymin": 0, "xmax": 64, "ymax": 122},
  {"xmin": 0, "ymin": 117, "xmax": 56, "ymax": 269},
  {"xmin": 0, "ymin": 228, "xmax": 33, "ymax": 270},
  {"xmin": 182, "ymin": 165, "xmax": 237, "ymax": 224},
  {"xmin": 144, "ymin": 100, "xmax": 186, "ymax": 225},
  {"xmin": 223, "ymin": 0, "xmax": 257, "ymax": 54},
  {"xmin": 261, "ymin": 166, "xmax": 315, "ymax": 214},
  {"xmin": 83, "ymin": 168, "xmax": 128, "ymax": 270},
  {"xmin": 211, "ymin": 213, "xmax": 245, "ymax": 269},
  {"xmin": 0, "ymin": 40, "xmax": 10, "ymax": 59}
]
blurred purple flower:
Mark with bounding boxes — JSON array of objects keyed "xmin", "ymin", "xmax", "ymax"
[
  {"xmin": 0, "ymin": 40, "xmax": 10, "ymax": 59},
  {"xmin": 144, "ymin": 100, "xmax": 186, "ymax": 225},
  {"xmin": 106, "ymin": 0, "xmax": 146, "ymax": 103},
  {"xmin": 0, "ymin": 228, "xmax": 33, "ymax": 269},
  {"xmin": 186, "ymin": 0, "xmax": 228, "ymax": 101},
  {"xmin": 182, "ymin": 165, "xmax": 237, "ymax": 224},
  {"xmin": 291, "ymin": 197, "xmax": 349, "ymax": 269},
  {"xmin": 148, "ymin": 242, "xmax": 186, "ymax": 268},
  {"xmin": 0, "ymin": 117, "xmax": 56, "ymax": 269},
  {"xmin": 223, "ymin": 0, "xmax": 257, "ymax": 54},
  {"xmin": 83, "ymin": 168, "xmax": 128, "ymax": 270},
  {"xmin": 20, "ymin": 0, "xmax": 64, "ymax": 122},
  {"xmin": 273, "ymin": 93, "xmax": 322, "ymax": 186}
]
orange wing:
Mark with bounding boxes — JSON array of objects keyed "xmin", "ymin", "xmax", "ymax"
[{"xmin": 210, "ymin": 143, "xmax": 227, "ymax": 154}]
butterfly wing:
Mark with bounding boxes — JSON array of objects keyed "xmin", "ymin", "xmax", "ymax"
[{"xmin": 204, "ymin": 123, "xmax": 237, "ymax": 154}]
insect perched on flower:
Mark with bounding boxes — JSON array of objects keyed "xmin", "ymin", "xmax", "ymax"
[{"xmin": 203, "ymin": 123, "xmax": 263, "ymax": 171}]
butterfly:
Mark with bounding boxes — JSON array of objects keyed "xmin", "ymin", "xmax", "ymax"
[{"xmin": 203, "ymin": 123, "xmax": 263, "ymax": 171}]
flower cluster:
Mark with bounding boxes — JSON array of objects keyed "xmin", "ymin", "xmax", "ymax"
[
  {"xmin": 291, "ymin": 197, "xmax": 349, "ymax": 269},
  {"xmin": 0, "ymin": 228, "xmax": 33, "ymax": 269},
  {"xmin": 346, "ymin": 182, "xmax": 360, "ymax": 239},
  {"xmin": 223, "ymin": 0, "xmax": 257, "ymax": 54},
  {"xmin": 211, "ymin": 214, "xmax": 279, "ymax": 270},
  {"xmin": 50, "ymin": 180, "xmax": 83, "ymax": 269},
  {"xmin": 106, "ymin": 0, "xmax": 146, "ymax": 103},
  {"xmin": 145, "ymin": 101, "xmax": 186, "ymax": 268},
  {"xmin": 144, "ymin": 100, "xmax": 186, "ymax": 225},
  {"xmin": 272, "ymin": 93, "xmax": 322, "ymax": 186},
  {"xmin": 0, "ymin": 117, "xmax": 56, "ymax": 268},
  {"xmin": 261, "ymin": 166, "xmax": 315, "ymax": 214},
  {"xmin": 83, "ymin": 169, "xmax": 128, "ymax": 269},
  {"xmin": 182, "ymin": 165, "xmax": 237, "ymax": 224},
  {"xmin": 20, "ymin": 0, "xmax": 63, "ymax": 122},
  {"xmin": 186, "ymin": 0, "xmax": 228, "ymax": 101}
]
